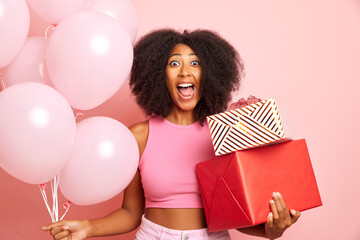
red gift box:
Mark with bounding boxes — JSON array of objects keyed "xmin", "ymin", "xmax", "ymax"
[{"xmin": 196, "ymin": 139, "xmax": 322, "ymax": 232}]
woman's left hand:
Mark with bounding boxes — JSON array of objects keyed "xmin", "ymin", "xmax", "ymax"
[{"xmin": 265, "ymin": 192, "xmax": 301, "ymax": 239}]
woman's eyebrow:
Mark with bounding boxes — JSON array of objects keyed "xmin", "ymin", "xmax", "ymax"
[{"xmin": 169, "ymin": 53, "xmax": 197, "ymax": 57}]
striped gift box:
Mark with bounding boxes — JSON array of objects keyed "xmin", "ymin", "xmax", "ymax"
[{"xmin": 207, "ymin": 98, "xmax": 291, "ymax": 156}]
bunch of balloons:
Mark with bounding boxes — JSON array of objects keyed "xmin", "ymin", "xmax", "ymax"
[{"xmin": 0, "ymin": 0, "xmax": 139, "ymax": 207}]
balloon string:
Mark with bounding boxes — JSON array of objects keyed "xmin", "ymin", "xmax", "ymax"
[
  {"xmin": 40, "ymin": 187, "xmax": 52, "ymax": 219},
  {"xmin": 60, "ymin": 201, "xmax": 71, "ymax": 221},
  {"xmin": 50, "ymin": 178, "xmax": 55, "ymax": 220},
  {"xmin": 51, "ymin": 175, "xmax": 59, "ymax": 221},
  {"xmin": 54, "ymin": 175, "xmax": 59, "ymax": 221},
  {"xmin": 45, "ymin": 25, "xmax": 56, "ymax": 41},
  {"xmin": 39, "ymin": 185, "xmax": 55, "ymax": 222},
  {"xmin": 39, "ymin": 174, "xmax": 70, "ymax": 222}
]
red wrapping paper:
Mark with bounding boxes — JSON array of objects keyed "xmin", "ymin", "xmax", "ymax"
[{"xmin": 196, "ymin": 139, "xmax": 322, "ymax": 232}]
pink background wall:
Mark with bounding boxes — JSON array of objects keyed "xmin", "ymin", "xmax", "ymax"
[{"xmin": 1, "ymin": 0, "xmax": 360, "ymax": 239}]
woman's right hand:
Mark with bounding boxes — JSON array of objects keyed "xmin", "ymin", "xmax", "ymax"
[{"xmin": 41, "ymin": 220, "xmax": 91, "ymax": 240}]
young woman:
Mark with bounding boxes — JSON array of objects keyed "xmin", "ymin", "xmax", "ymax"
[{"xmin": 42, "ymin": 29, "xmax": 300, "ymax": 240}]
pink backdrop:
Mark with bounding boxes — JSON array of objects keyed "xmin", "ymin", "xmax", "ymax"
[{"xmin": 1, "ymin": 0, "xmax": 360, "ymax": 239}]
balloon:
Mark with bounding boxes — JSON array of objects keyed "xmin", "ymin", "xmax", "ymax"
[
  {"xmin": 0, "ymin": 0, "xmax": 30, "ymax": 68},
  {"xmin": 59, "ymin": 117, "xmax": 139, "ymax": 205},
  {"xmin": 88, "ymin": 0, "xmax": 138, "ymax": 44},
  {"xmin": 46, "ymin": 11, "xmax": 133, "ymax": 110},
  {"xmin": 0, "ymin": 37, "xmax": 53, "ymax": 87},
  {"xmin": 26, "ymin": 0, "xmax": 92, "ymax": 24},
  {"xmin": 0, "ymin": 82, "xmax": 76, "ymax": 184}
]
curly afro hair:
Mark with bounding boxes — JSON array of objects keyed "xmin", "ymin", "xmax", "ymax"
[{"xmin": 129, "ymin": 28, "xmax": 244, "ymax": 124}]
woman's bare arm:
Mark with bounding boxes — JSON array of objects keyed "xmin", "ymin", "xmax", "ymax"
[{"xmin": 42, "ymin": 121, "xmax": 149, "ymax": 239}]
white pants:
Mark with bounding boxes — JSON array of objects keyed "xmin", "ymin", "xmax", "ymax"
[{"xmin": 135, "ymin": 215, "xmax": 231, "ymax": 240}]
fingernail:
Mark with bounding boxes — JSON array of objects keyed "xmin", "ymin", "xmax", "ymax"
[
  {"xmin": 272, "ymin": 192, "xmax": 277, "ymax": 198},
  {"xmin": 277, "ymin": 192, "xmax": 281, "ymax": 197},
  {"xmin": 63, "ymin": 226, "xmax": 69, "ymax": 230},
  {"xmin": 270, "ymin": 199, "xmax": 275, "ymax": 204},
  {"xmin": 291, "ymin": 209, "xmax": 297, "ymax": 215}
]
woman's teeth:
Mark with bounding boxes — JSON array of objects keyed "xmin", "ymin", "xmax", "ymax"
[
  {"xmin": 178, "ymin": 83, "xmax": 193, "ymax": 88},
  {"xmin": 177, "ymin": 83, "xmax": 194, "ymax": 98}
]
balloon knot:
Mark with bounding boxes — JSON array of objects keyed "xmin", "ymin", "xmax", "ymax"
[{"xmin": 63, "ymin": 202, "xmax": 71, "ymax": 210}]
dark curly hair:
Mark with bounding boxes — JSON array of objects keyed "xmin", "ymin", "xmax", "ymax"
[{"xmin": 129, "ymin": 28, "xmax": 244, "ymax": 124}]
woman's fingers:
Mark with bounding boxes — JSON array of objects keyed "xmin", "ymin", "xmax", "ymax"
[
  {"xmin": 278, "ymin": 192, "xmax": 293, "ymax": 226},
  {"xmin": 269, "ymin": 199, "xmax": 279, "ymax": 223},
  {"xmin": 43, "ymin": 224, "xmax": 70, "ymax": 240},
  {"xmin": 58, "ymin": 236, "xmax": 71, "ymax": 240},
  {"xmin": 42, "ymin": 221, "xmax": 66, "ymax": 231},
  {"xmin": 270, "ymin": 192, "xmax": 298, "ymax": 229},
  {"xmin": 273, "ymin": 192, "xmax": 284, "ymax": 217},
  {"xmin": 290, "ymin": 209, "xmax": 301, "ymax": 223},
  {"xmin": 266, "ymin": 193, "xmax": 301, "ymax": 238},
  {"xmin": 272, "ymin": 192, "xmax": 286, "ymax": 225},
  {"xmin": 266, "ymin": 212, "xmax": 274, "ymax": 228},
  {"xmin": 278, "ymin": 192, "xmax": 289, "ymax": 212},
  {"xmin": 53, "ymin": 230, "xmax": 70, "ymax": 240},
  {"xmin": 49, "ymin": 226, "xmax": 67, "ymax": 236}
]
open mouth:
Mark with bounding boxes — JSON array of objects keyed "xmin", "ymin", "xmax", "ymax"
[{"xmin": 176, "ymin": 83, "xmax": 195, "ymax": 99}]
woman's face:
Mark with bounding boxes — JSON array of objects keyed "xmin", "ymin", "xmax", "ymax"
[{"xmin": 166, "ymin": 43, "xmax": 202, "ymax": 112}]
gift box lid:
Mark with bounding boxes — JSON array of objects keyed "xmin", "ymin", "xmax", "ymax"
[{"xmin": 207, "ymin": 98, "xmax": 291, "ymax": 156}]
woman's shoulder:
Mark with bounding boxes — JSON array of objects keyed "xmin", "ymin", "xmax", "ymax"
[
  {"xmin": 129, "ymin": 120, "xmax": 149, "ymax": 156},
  {"xmin": 129, "ymin": 120, "xmax": 149, "ymax": 135}
]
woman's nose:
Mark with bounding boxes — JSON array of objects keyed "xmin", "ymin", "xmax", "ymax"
[{"xmin": 179, "ymin": 65, "xmax": 190, "ymax": 77}]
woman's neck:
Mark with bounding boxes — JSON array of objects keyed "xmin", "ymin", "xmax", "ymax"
[{"xmin": 166, "ymin": 107, "xmax": 196, "ymax": 126}]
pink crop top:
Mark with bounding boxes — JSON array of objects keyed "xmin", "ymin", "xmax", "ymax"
[{"xmin": 139, "ymin": 117, "xmax": 215, "ymax": 208}]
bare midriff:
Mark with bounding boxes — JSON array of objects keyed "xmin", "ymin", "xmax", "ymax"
[{"xmin": 145, "ymin": 208, "xmax": 207, "ymax": 230}]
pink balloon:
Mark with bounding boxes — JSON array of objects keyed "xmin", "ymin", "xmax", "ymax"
[
  {"xmin": 0, "ymin": 37, "xmax": 53, "ymax": 87},
  {"xmin": 88, "ymin": 0, "xmax": 138, "ymax": 44},
  {"xmin": 46, "ymin": 11, "xmax": 133, "ymax": 110},
  {"xmin": 0, "ymin": 0, "xmax": 30, "ymax": 68},
  {"xmin": 26, "ymin": 0, "xmax": 92, "ymax": 24},
  {"xmin": 59, "ymin": 117, "xmax": 139, "ymax": 205},
  {"xmin": 0, "ymin": 83, "xmax": 76, "ymax": 184}
]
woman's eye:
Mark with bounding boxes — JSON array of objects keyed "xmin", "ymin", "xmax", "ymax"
[
  {"xmin": 191, "ymin": 60, "xmax": 200, "ymax": 66},
  {"xmin": 169, "ymin": 60, "xmax": 180, "ymax": 66}
]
